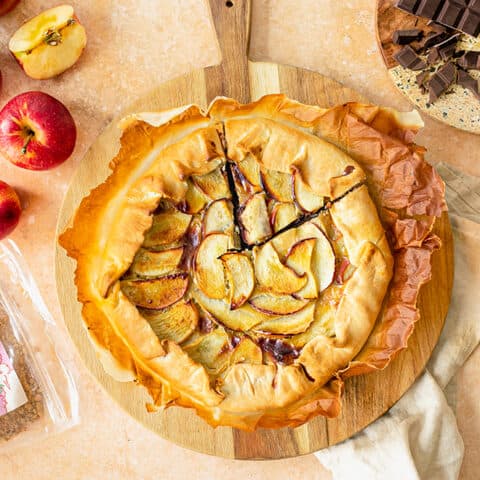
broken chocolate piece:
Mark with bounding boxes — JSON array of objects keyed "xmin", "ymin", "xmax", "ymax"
[
  {"xmin": 457, "ymin": 50, "xmax": 480, "ymax": 69},
  {"xmin": 435, "ymin": 33, "xmax": 461, "ymax": 60},
  {"xmin": 393, "ymin": 29, "xmax": 423, "ymax": 44},
  {"xmin": 394, "ymin": 45, "xmax": 427, "ymax": 70},
  {"xmin": 428, "ymin": 61, "xmax": 457, "ymax": 102},
  {"xmin": 427, "ymin": 47, "xmax": 440, "ymax": 63},
  {"xmin": 421, "ymin": 31, "xmax": 449, "ymax": 49},
  {"xmin": 396, "ymin": 0, "xmax": 420, "ymax": 13},
  {"xmin": 416, "ymin": 71, "xmax": 429, "ymax": 93},
  {"xmin": 457, "ymin": 69, "xmax": 480, "ymax": 98}
]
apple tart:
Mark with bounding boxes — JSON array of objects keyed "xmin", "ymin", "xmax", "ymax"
[{"xmin": 60, "ymin": 95, "xmax": 446, "ymax": 430}]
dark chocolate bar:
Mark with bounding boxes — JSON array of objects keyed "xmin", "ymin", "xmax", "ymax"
[
  {"xmin": 393, "ymin": 29, "xmax": 423, "ymax": 44},
  {"xmin": 394, "ymin": 45, "xmax": 428, "ymax": 69},
  {"xmin": 457, "ymin": 50, "xmax": 480, "ymax": 68},
  {"xmin": 457, "ymin": 69, "xmax": 480, "ymax": 98},
  {"xmin": 428, "ymin": 61, "xmax": 457, "ymax": 102}
]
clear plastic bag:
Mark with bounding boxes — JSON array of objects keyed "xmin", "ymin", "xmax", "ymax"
[{"xmin": 0, "ymin": 240, "xmax": 79, "ymax": 450}]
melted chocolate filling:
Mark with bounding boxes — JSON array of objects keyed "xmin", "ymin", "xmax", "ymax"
[{"xmin": 258, "ymin": 337, "xmax": 300, "ymax": 365}]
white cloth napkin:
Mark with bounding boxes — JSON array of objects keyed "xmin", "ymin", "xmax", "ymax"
[{"xmin": 315, "ymin": 164, "xmax": 480, "ymax": 480}]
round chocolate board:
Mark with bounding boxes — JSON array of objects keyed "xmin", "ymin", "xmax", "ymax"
[{"xmin": 55, "ymin": 0, "xmax": 453, "ymax": 460}]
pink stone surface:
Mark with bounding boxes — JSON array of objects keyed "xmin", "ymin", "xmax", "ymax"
[{"xmin": 0, "ymin": 1, "xmax": 478, "ymax": 478}]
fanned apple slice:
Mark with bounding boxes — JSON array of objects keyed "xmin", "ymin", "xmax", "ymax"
[
  {"xmin": 129, "ymin": 247, "xmax": 184, "ymax": 277},
  {"xmin": 271, "ymin": 202, "xmax": 299, "ymax": 233},
  {"xmin": 236, "ymin": 155, "xmax": 262, "ymax": 188},
  {"xmin": 192, "ymin": 166, "xmax": 230, "ymax": 200},
  {"xmin": 194, "ymin": 233, "xmax": 231, "ymax": 299},
  {"xmin": 290, "ymin": 301, "xmax": 337, "ymax": 348},
  {"xmin": 180, "ymin": 180, "xmax": 208, "ymax": 214},
  {"xmin": 220, "ymin": 252, "xmax": 255, "ymax": 309},
  {"xmin": 293, "ymin": 172, "xmax": 324, "ymax": 212},
  {"xmin": 121, "ymin": 273, "xmax": 189, "ymax": 309},
  {"xmin": 261, "ymin": 169, "xmax": 294, "ymax": 202},
  {"xmin": 254, "ymin": 302, "xmax": 315, "ymax": 335},
  {"xmin": 143, "ymin": 211, "xmax": 192, "ymax": 248},
  {"xmin": 296, "ymin": 223, "xmax": 336, "ymax": 292},
  {"xmin": 193, "ymin": 290, "xmax": 266, "ymax": 331},
  {"xmin": 140, "ymin": 300, "xmax": 198, "ymax": 343},
  {"xmin": 183, "ymin": 327, "xmax": 230, "ymax": 376},
  {"xmin": 249, "ymin": 293, "xmax": 309, "ymax": 315},
  {"xmin": 203, "ymin": 199, "xmax": 234, "ymax": 236},
  {"xmin": 239, "ymin": 193, "xmax": 272, "ymax": 245},
  {"xmin": 286, "ymin": 238, "xmax": 318, "ymax": 299},
  {"xmin": 229, "ymin": 337, "xmax": 263, "ymax": 365},
  {"xmin": 254, "ymin": 242, "xmax": 307, "ymax": 294}
]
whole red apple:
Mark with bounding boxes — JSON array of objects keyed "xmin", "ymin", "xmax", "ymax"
[
  {"xmin": 0, "ymin": 0, "xmax": 19, "ymax": 16},
  {"xmin": 0, "ymin": 180, "xmax": 21, "ymax": 240},
  {"xmin": 0, "ymin": 91, "xmax": 76, "ymax": 170}
]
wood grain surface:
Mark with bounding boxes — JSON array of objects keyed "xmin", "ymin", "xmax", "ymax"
[{"xmin": 55, "ymin": 0, "xmax": 454, "ymax": 459}]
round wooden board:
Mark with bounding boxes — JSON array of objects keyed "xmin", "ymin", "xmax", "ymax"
[
  {"xmin": 55, "ymin": 62, "xmax": 453, "ymax": 460},
  {"xmin": 376, "ymin": 0, "xmax": 480, "ymax": 134}
]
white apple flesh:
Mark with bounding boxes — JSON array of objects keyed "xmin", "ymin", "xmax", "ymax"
[{"xmin": 0, "ymin": 91, "xmax": 76, "ymax": 170}]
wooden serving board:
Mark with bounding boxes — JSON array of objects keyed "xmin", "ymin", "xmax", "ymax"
[{"xmin": 55, "ymin": 0, "xmax": 453, "ymax": 460}]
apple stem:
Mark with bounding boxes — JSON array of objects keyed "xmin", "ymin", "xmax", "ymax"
[{"xmin": 21, "ymin": 128, "xmax": 35, "ymax": 155}]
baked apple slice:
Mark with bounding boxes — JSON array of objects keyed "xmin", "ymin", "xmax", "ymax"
[
  {"xmin": 254, "ymin": 302, "xmax": 315, "ymax": 335},
  {"xmin": 192, "ymin": 166, "xmax": 230, "ymax": 201},
  {"xmin": 9, "ymin": 5, "xmax": 87, "ymax": 80},
  {"xmin": 180, "ymin": 180, "xmax": 208, "ymax": 214},
  {"xmin": 203, "ymin": 199, "xmax": 234, "ymax": 236},
  {"xmin": 239, "ymin": 193, "xmax": 272, "ymax": 245},
  {"xmin": 249, "ymin": 293, "xmax": 308, "ymax": 315},
  {"xmin": 140, "ymin": 300, "xmax": 198, "ymax": 343},
  {"xmin": 286, "ymin": 238, "xmax": 318, "ymax": 299},
  {"xmin": 271, "ymin": 202, "xmax": 298, "ymax": 233},
  {"xmin": 129, "ymin": 247, "xmax": 184, "ymax": 277},
  {"xmin": 220, "ymin": 252, "xmax": 255, "ymax": 309},
  {"xmin": 194, "ymin": 233, "xmax": 231, "ymax": 299},
  {"xmin": 261, "ymin": 169, "xmax": 294, "ymax": 202},
  {"xmin": 143, "ymin": 211, "xmax": 192, "ymax": 248},
  {"xmin": 236, "ymin": 155, "xmax": 262, "ymax": 189},
  {"xmin": 293, "ymin": 172, "xmax": 324, "ymax": 213},
  {"xmin": 229, "ymin": 337, "xmax": 263, "ymax": 365},
  {"xmin": 121, "ymin": 273, "xmax": 189, "ymax": 309}
]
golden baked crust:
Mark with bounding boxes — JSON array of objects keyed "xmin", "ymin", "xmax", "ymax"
[{"xmin": 59, "ymin": 94, "xmax": 445, "ymax": 430}]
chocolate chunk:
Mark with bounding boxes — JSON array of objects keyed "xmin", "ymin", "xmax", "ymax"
[
  {"xmin": 435, "ymin": 33, "xmax": 461, "ymax": 60},
  {"xmin": 427, "ymin": 47, "xmax": 440, "ymax": 63},
  {"xmin": 396, "ymin": 0, "xmax": 420, "ymax": 13},
  {"xmin": 457, "ymin": 50, "xmax": 480, "ymax": 69},
  {"xmin": 393, "ymin": 29, "xmax": 423, "ymax": 44},
  {"xmin": 394, "ymin": 45, "xmax": 428, "ymax": 70},
  {"xmin": 428, "ymin": 61, "xmax": 457, "ymax": 102},
  {"xmin": 422, "ymin": 31, "xmax": 449, "ymax": 49},
  {"xmin": 457, "ymin": 69, "xmax": 480, "ymax": 98},
  {"xmin": 416, "ymin": 71, "xmax": 430, "ymax": 93}
]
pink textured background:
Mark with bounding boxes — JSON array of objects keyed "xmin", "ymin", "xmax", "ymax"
[{"xmin": 0, "ymin": 1, "xmax": 479, "ymax": 478}]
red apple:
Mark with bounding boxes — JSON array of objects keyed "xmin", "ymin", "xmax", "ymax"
[
  {"xmin": 0, "ymin": 0, "xmax": 19, "ymax": 16},
  {"xmin": 0, "ymin": 180, "xmax": 21, "ymax": 240},
  {"xmin": 9, "ymin": 5, "xmax": 87, "ymax": 80},
  {"xmin": 0, "ymin": 91, "xmax": 76, "ymax": 170}
]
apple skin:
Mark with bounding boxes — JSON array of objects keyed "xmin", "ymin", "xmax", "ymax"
[
  {"xmin": 0, "ymin": 0, "xmax": 19, "ymax": 16},
  {"xmin": 0, "ymin": 91, "xmax": 76, "ymax": 170},
  {"xmin": 0, "ymin": 180, "xmax": 21, "ymax": 240}
]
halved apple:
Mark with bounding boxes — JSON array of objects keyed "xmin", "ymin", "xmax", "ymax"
[
  {"xmin": 286, "ymin": 238, "xmax": 318, "ymax": 299},
  {"xmin": 180, "ymin": 180, "xmax": 208, "ymax": 214},
  {"xmin": 140, "ymin": 300, "xmax": 198, "ymax": 343},
  {"xmin": 293, "ymin": 172, "xmax": 324, "ymax": 213},
  {"xmin": 129, "ymin": 247, "xmax": 184, "ymax": 277},
  {"xmin": 193, "ymin": 290, "xmax": 265, "ymax": 331},
  {"xmin": 290, "ymin": 301, "xmax": 337, "ymax": 347},
  {"xmin": 261, "ymin": 169, "xmax": 293, "ymax": 202},
  {"xmin": 143, "ymin": 211, "xmax": 192, "ymax": 248},
  {"xmin": 254, "ymin": 302, "xmax": 315, "ymax": 335},
  {"xmin": 239, "ymin": 193, "xmax": 272, "ymax": 245},
  {"xmin": 236, "ymin": 155, "xmax": 262, "ymax": 189},
  {"xmin": 9, "ymin": 5, "xmax": 87, "ymax": 80},
  {"xmin": 183, "ymin": 327, "xmax": 231, "ymax": 376},
  {"xmin": 194, "ymin": 233, "xmax": 231, "ymax": 299},
  {"xmin": 295, "ymin": 223, "xmax": 336, "ymax": 292},
  {"xmin": 249, "ymin": 293, "xmax": 308, "ymax": 315},
  {"xmin": 220, "ymin": 252, "xmax": 255, "ymax": 309},
  {"xmin": 192, "ymin": 166, "xmax": 230, "ymax": 200},
  {"xmin": 203, "ymin": 199, "xmax": 234, "ymax": 236},
  {"xmin": 254, "ymin": 242, "xmax": 307, "ymax": 294},
  {"xmin": 271, "ymin": 202, "xmax": 298, "ymax": 233},
  {"xmin": 229, "ymin": 336, "xmax": 263, "ymax": 365},
  {"xmin": 121, "ymin": 273, "xmax": 189, "ymax": 309}
]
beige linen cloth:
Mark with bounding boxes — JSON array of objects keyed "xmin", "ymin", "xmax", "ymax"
[{"xmin": 315, "ymin": 163, "xmax": 480, "ymax": 480}]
